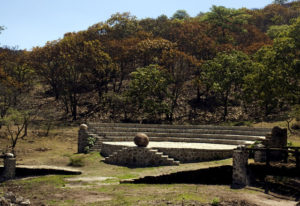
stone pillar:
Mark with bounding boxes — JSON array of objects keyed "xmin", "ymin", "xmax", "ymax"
[
  {"xmin": 232, "ymin": 146, "xmax": 249, "ymax": 188},
  {"xmin": 2, "ymin": 153, "xmax": 16, "ymax": 180},
  {"xmin": 267, "ymin": 126, "xmax": 287, "ymax": 148},
  {"xmin": 78, "ymin": 124, "xmax": 89, "ymax": 153},
  {"xmin": 264, "ymin": 126, "xmax": 287, "ymax": 161}
]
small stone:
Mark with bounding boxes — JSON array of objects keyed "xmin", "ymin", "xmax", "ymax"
[
  {"xmin": 15, "ymin": 196, "xmax": 24, "ymax": 204},
  {"xmin": 20, "ymin": 199, "xmax": 31, "ymax": 205},
  {"xmin": 4, "ymin": 192, "xmax": 16, "ymax": 202},
  {"xmin": 134, "ymin": 133, "xmax": 149, "ymax": 147}
]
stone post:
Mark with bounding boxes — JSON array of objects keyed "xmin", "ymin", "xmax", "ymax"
[
  {"xmin": 232, "ymin": 146, "xmax": 249, "ymax": 188},
  {"xmin": 2, "ymin": 153, "xmax": 16, "ymax": 180},
  {"xmin": 268, "ymin": 126, "xmax": 287, "ymax": 148},
  {"xmin": 264, "ymin": 126, "xmax": 287, "ymax": 161},
  {"xmin": 78, "ymin": 124, "xmax": 89, "ymax": 153}
]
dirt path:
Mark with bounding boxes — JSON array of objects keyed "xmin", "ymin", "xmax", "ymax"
[{"xmin": 241, "ymin": 191, "xmax": 299, "ymax": 206}]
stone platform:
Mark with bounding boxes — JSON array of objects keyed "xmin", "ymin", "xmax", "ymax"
[{"xmin": 101, "ymin": 141, "xmax": 237, "ymax": 163}]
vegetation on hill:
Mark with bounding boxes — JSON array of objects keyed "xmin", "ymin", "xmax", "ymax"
[{"xmin": 0, "ymin": 2, "xmax": 300, "ymax": 128}]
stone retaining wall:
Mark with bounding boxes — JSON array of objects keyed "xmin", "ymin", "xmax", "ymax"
[
  {"xmin": 101, "ymin": 142, "xmax": 232, "ymax": 163},
  {"xmin": 156, "ymin": 148, "xmax": 232, "ymax": 162},
  {"xmin": 104, "ymin": 147, "xmax": 179, "ymax": 167}
]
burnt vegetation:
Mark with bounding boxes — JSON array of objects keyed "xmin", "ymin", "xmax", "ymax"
[{"xmin": 0, "ymin": 2, "xmax": 300, "ymax": 126}]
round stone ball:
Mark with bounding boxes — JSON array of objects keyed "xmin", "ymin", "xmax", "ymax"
[
  {"xmin": 134, "ymin": 133, "xmax": 149, "ymax": 147},
  {"xmin": 80, "ymin": 124, "xmax": 88, "ymax": 130}
]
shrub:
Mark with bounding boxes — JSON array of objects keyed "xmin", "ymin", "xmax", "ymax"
[
  {"xmin": 211, "ymin": 197, "xmax": 220, "ymax": 206},
  {"xmin": 68, "ymin": 156, "xmax": 85, "ymax": 167}
]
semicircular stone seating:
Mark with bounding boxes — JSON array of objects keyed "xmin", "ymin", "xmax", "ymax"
[{"xmin": 80, "ymin": 123, "xmax": 271, "ymax": 166}]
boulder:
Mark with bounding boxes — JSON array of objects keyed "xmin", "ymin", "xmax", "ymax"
[{"xmin": 134, "ymin": 133, "xmax": 149, "ymax": 147}]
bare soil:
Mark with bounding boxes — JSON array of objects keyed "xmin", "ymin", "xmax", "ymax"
[{"xmin": 0, "ymin": 124, "xmax": 299, "ymax": 205}]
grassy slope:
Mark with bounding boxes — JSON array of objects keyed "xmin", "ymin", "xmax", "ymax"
[{"xmin": 0, "ymin": 123, "xmax": 299, "ymax": 205}]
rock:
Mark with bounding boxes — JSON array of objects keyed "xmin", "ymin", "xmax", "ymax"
[
  {"xmin": 79, "ymin": 124, "xmax": 88, "ymax": 130},
  {"xmin": 0, "ymin": 197, "xmax": 10, "ymax": 206},
  {"xmin": 20, "ymin": 199, "xmax": 31, "ymax": 205},
  {"xmin": 4, "ymin": 192, "xmax": 16, "ymax": 203},
  {"xmin": 15, "ymin": 196, "xmax": 24, "ymax": 204},
  {"xmin": 134, "ymin": 133, "xmax": 149, "ymax": 147}
]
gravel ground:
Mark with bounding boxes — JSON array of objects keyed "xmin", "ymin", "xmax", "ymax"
[{"xmin": 104, "ymin": 141, "xmax": 238, "ymax": 150}]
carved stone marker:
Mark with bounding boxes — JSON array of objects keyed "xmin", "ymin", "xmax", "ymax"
[{"xmin": 134, "ymin": 133, "xmax": 149, "ymax": 147}]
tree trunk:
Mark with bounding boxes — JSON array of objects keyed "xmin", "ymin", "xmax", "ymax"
[{"xmin": 223, "ymin": 91, "xmax": 229, "ymax": 122}]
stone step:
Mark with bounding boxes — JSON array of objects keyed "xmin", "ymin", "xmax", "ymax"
[
  {"xmin": 89, "ymin": 127, "xmax": 268, "ymax": 136},
  {"xmin": 104, "ymin": 147, "xmax": 180, "ymax": 167},
  {"xmin": 101, "ymin": 136, "xmax": 254, "ymax": 145},
  {"xmin": 102, "ymin": 134, "xmax": 261, "ymax": 142},
  {"xmin": 88, "ymin": 122, "xmax": 271, "ymax": 132},
  {"xmin": 100, "ymin": 132, "xmax": 264, "ymax": 141}
]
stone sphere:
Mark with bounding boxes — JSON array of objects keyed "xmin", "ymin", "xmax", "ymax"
[
  {"xmin": 134, "ymin": 133, "xmax": 149, "ymax": 147},
  {"xmin": 80, "ymin": 124, "xmax": 88, "ymax": 130}
]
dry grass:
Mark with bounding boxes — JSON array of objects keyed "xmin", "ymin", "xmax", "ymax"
[{"xmin": 0, "ymin": 122, "xmax": 299, "ymax": 205}]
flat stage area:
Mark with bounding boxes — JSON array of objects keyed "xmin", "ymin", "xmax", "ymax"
[{"xmin": 103, "ymin": 141, "xmax": 238, "ymax": 150}]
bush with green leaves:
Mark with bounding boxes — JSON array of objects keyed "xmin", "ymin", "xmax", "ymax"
[
  {"xmin": 126, "ymin": 64, "xmax": 170, "ymax": 122},
  {"xmin": 83, "ymin": 136, "xmax": 96, "ymax": 153},
  {"xmin": 68, "ymin": 155, "xmax": 85, "ymax": 167}
]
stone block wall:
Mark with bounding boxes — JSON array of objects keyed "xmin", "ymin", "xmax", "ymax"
[
  {"xmin": 104, "ymin": 147, "xmax": 179, "ymax": 167},
  {"xmin": 101, "ymin": 143, "xmax": 233, "ymax": 163},
  {"xmin": 156, "ymin": 148, "xmax": 233, "ymax": 162}
]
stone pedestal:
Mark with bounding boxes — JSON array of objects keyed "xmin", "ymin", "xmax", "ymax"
[
  {"xmin": 232, "ymin": 147, "xmax": 249, "ymax": 188},
  {"xmin": 2, "ymin": 156, "xmax": 16, "ymax": 180},
  {"xmin": 78, "ymin": 124, "xmax": 89, "ymax": 153}
]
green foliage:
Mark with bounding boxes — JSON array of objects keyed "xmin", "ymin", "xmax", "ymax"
[
  {"xmin": 1, "ymin": 108, "xmax": 30, "ymax": 153},
  {"xmin": 202, "ymin": 50, "xmax": 255, "ymax": 120},
  {"xmin": 211, "ymin": 197, "xmax": 220, "ymax": 206},
  {"xmin": 68, "ymin": 155, "xmax": 85, "ymax": 167},
  {"xmin": 171, "ymin": 10, "xmax": 190, "ymax": 20},
  {"xmin": 267, "ymin": 25, "xmax": 290, "ymax": 39},
  {"xmin": 87, "ymin": 136, "xmax": 96, "ymax": 147},
  {"xmin": 273, "ymin": 0, "xmax": 289, "ymax": 5},
  {"xmin": 202, "ymin": 6, "xmax": 251, "ymax": 43},
  {"xmin": 126, "ymin": 64, "xmax": 170, "ymax": 122}
]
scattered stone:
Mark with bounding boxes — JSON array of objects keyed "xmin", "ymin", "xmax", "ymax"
[
  {"xmin": 20, "ymin": 199, "xmax": 31, "ymax": 205},
  {"xmin": 4, "ymin": 192, "xmax": 16, "ymax": 203},
  {"xmin": 15, "ymin": 196, "xmax": 24, "ymax": 204},
  {"xmin": 35, "ymin": 147, "xmax": 51, "ymax": 152},
  {"xmin": 134, "ymin": 133, "xmax": 149, "ymax": 147},
  {"xmin": 1, "ymin": 192, "xmax": 31, "ymax": 206}
]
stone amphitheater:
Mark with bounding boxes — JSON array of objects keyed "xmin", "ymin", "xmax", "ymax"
[{"xmin": 78, "ymin": 123, "xmax": 271, "ymax": 167}]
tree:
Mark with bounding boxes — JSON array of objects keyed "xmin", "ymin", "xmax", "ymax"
[
  {"xmin": 161, "ymin": 49, "xmax": 199, "ymax": 122},
  {"xmin": 1, "ymin": 108, "xmax": 29, "ymax": 155},
  {"xmin": 267, "ymin": 25, "xmax": 290, "ymax": 39},
  {"xmin": 126, "ymin": 65, "xmax": 170, "ymax": 122},
  {"xmin": 273, "ymin": 0, "xmax": 289, "ymax": 5},
  {"xmin": 171, "ymin": 10, "xmax": 190, "ymax": 20},
  {"xmin": 30, "ymin": 41, "xmax": 63, "ymax": 100},
  {"xmin": 202, "ymin": 51, "xmax": 254, "ymax": 121},
  {"xmin": 202, "ymin": 6, "xmax": 251, "ymax": 44}
]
